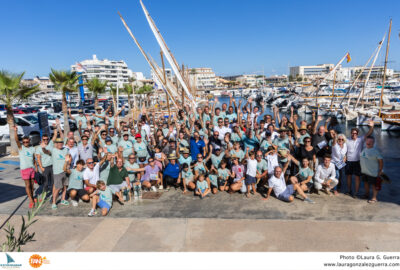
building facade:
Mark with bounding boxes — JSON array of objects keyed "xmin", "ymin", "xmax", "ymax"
[
  {"xmin": 188, "ymin": 68, "xmax": 216, "ymax": 90},
  {"xmin": 71, "ymin": 55, "xmax": 133, "ymax": 86},
  {"xmin": 22, "ymin": 76, "xmax": 55, "ymax": 92},
  {"xmin": 290, "ymin": 64, "xmax": 334, "ymax": 80},
  {"xmin": 236, "ymin": 74, "xmax": 257, "ymax": 87}
]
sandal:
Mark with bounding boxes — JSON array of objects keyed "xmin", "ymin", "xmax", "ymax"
[{"xmin": 368, "ymin": 199, "xmax": 378, "ymax": 204}]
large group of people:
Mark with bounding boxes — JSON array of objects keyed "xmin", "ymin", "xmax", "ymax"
[{"xmin": 16, "ymin": 95, "xmax": 384, "ymax": 216}]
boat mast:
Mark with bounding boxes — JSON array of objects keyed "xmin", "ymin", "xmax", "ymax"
[
  {"xmin": 161, "ymin": 50, "xmax": 171, "ymax": 124},
  {"xmin": 379, "ymin": 19, "xmax": 392, "ymax": 117},
  {"xmin": 329, "ymin": 71, "xmax": 336, "ymax": 111}
]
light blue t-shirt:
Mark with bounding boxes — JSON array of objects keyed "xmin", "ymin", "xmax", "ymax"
[
  {"xmin": 67, "ymin": 169, "xmax": 84, "ymax": 190},
  {"xmin": 194, "ymin": 162, "xmax": 207, "ymax": 175},
  {"xmin": 218, "ymin": 168, "xmax": 229, "ymax": 181},
  {"xmin": 256, "ymin": 159, "xmax": 268, "ymax": 173},
  {"xmin": 19, "ymin": 146, "xmax": 35, "ymax": 170},
  {"xmin": 181, "ymin": 169, "xmax": 194, "ymax": 182},
  {"xmin": 298, "ymin": 166, "xmax": 314, "ymax": 183},
  {"xmin": 35, "ymin": 141, "xmax": 54, "ymax": 167},
  {"xmin": 178, "ymin": 155, "xmax": 192, "ymax": 167},
  {"xmin": 196, "ymin": 180, "xmax": 208, "ymax": 190},
  {"xmin": 125, "ymin": 160, "xmax": 140, "ymax": 182},
  {"xmin": 118, "ymin": 140, "xmax": 134, "ymax": 158},
  {"xmin": 230, "ymin": 149, "xmax": 245, "ymax": 161},
  {"xmin": 134, "ymin": 141, "xmax": 148, "ymax": 158},
  {"xmin": 51, "ymin": 147, "xmax": 69, "ymax": 174},
  {"xmin": 99, "ymin": 160, "xmax": 111, "ymax": 181},
  {"xmin": 74, "ymin": 115, "xmax": 87, "ymax": 129},
  {"xmin": 99, "ymin": 186, "xmax": 115, "ymax": 206},
  {"xmin": 360, "ymin": 147, "xmax": 383, "ymax": 177},
  {"xmin": 211, "ymin": 153, "xmax": 225, "ymax": 168},
  {"xmin": 225, "ymin": 112, "xmax": 237, "ymax": 123},
  {"xmin": 105, "ymin": 144, "xmax": 117, "ymax": 154}
]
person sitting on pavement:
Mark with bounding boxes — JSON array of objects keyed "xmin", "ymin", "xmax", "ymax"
[
  {"xmin": 263, "ymin": 161, "xmax": 314, "ymax": 203},
  {"xmin": 88, "ymin": 180, "xmax": 124, "ymax": 217},
  {"xmin": 314, "ymin": 154, "xmax": 339, "ymax": 195},
  {"xmin": 64, "ymin": 156, "xmax": 89, "ymax": 207}
]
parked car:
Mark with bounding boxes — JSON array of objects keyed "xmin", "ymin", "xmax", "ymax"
[{"xmin": 0, "ymin": 114, "xmax": 41, "ymax": 145}]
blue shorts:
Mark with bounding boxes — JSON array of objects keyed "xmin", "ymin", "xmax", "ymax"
[
  {"xmin": 245, "ymin": 175, "xmax": 256, "ymax": 185},
  {"xmin": 197, "ymin": 188, "xmax": 206, "ymax": 193},
  {"xmin": 97, "ymin": 199, "xmax": 111, "ymax": 210},
  {"xmin": 278, "ymin": 184, "xmax": 295, "ymax": 202}
]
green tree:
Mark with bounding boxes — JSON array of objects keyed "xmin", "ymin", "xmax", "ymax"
[
  {"xmin": 85, "ymin": 78, "xmax": 108, "ymax": 108},
  {"xmin": 122, "ymin": 84, "xmax": 134, "ymax": 110},
  {"xmin": 49, "ymin": 69, "xmax": 80, "ymax": 136},
  {"xmin": 296, "ymin": 76, "xmax": 303, "ymax": 82},
  {"xmin": 135, "ymin": 84, "xmax": 153, "ymax": 95},
  {"xmin": 0, "ymin": 71, "xmax": 39, "ymax": 156},
  {"xmin": 288, "ymin": 75, "xmax": 294, "ymax": 82}
]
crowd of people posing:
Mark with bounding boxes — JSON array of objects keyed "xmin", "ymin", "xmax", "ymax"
[{"xmin": 16, "ymin": 95, "xmax": 384, "ymax": 217}]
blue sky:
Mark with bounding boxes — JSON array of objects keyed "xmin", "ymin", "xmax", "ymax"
[{"xmin": 1, "ymin": 0, "xmax": 400, "ymax": 78}]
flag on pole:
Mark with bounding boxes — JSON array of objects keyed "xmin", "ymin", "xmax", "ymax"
[
  {"xmin": 346, "ymin": 53, "xmax": 351, "ymax": 63},
  {"xmin": 76, "ymin": 62, "xmax": 87, "ymax": 72}
]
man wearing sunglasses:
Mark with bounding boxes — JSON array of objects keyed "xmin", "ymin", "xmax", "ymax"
[
  {"xmin": 14, "ymin": 126, "xmax": 36, "ymax": 208},
  {"xmin": 35, "ymin": 134, "xmax": 54, "ymax": 195}
]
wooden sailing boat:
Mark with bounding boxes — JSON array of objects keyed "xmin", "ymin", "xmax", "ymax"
[{"xmin": 378, "ymin": 19, "xmax": 400, "ymax": 131}]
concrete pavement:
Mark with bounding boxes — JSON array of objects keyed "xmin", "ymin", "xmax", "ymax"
[{"xmin": 0, "ymin": 215, "xmax": 399, "ymax": 252}]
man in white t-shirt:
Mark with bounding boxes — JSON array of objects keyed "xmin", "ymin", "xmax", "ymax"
[
  {"xmin": 214, "ymin": 119, "xmax": 231, "ymax": 141},
  {"xmin": 345, "ymin": 120, "xmax": 374, "ymax": 197},
  {"xmin": 314, "ymin": 155, "xmax": 338, "ymax": 195},
  {"xmin": 83, "ymin": 158, "xmax": 101, "ymax": 194},
  {"xmin": 263, "ymin": 160, "xmax": 314, "ymax": 203}
]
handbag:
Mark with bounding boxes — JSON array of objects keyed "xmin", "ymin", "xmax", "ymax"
[{"xmin": 34, "ymin": 171, "xmax": 44, "ymax": 185}]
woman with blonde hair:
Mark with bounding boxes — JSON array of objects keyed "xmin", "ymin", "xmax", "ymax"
[{"xmin": 331, "ymin": 133, "xmax": 347, "ymax": 194}]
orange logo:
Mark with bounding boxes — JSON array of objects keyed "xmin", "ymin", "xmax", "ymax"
[{"xmin": 29, "ymin": 254, "xmax": 43, "ymax": 268}]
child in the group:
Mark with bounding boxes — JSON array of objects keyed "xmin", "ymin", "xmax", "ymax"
[
  {"xmin": 64, "ymin": 156, "xmax": 89, "ymax": 206},
  {"xmin": 181, "ymin": 163, "xmax": 195, "ymax": 194},
  {"xmin": 265, "ymin": 146, "xmax": 279, "ymax": 178},
  {"xmin": 195, "ymin": 174, "xmax": 210, "ymax": 199},
  {"xmin": 88, "ymin": 180, "xmax": 123, "ymax": 216},
  {"xmin": 218, "ymin": 160, "xmax": 230, "ymax": 192},
  {"xmin": 229, "ymin": 155, "xmax": 245, "ymax": 193},
  {"xmin": 245, "ymin": 149, "xmax": 258, "ymax": 198},
  {"xmin": 208, "ymin": 165, "xmax": 219, "ymax": 194}
]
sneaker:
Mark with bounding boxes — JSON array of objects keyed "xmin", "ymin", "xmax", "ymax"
[
  {"xmin": 71, "ymin": 200, "xmax": 78, "ymax": 207},
  {"xmin": 151, "ymin": 186, "xmax": 157, "ymax": 192},
  {"xmin": 51, "ymin": 204, "xmax": 57, "ymax": 210},
  {"xmin": 60, "ymin": 200, "xmax": 69, "ymax": 206},
  {"xmin": 158, "ymin": 185, "xmax": 164, "ymax": 190},
  {"xmin": 304, "ymin": 197, "xmax": 315, "ymax": 204},
  {"xmin": 88, "ymin": 209, "xmax": 97, "ymax": 217}
]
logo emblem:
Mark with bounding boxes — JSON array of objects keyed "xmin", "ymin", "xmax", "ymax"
[
  {"xmin": 0, "ymin": 254, "xmax": 22, "ymax": 269},
  {"xmin": 28, "ymin": 254, "xmax": 42, "ymax": 268}
]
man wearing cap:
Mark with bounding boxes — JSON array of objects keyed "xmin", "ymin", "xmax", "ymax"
[
  {"xmin": 133, "ymin": 133, "xmax": 149, "ymax": 164},
  {"xmin": 295, "ymin": 123, "xmax": 310, "ymax": 146},
  {"xmin": 69, "ymin": 108, "xmax": 88, "ymax": 130},
  {"xmin": 118, "ymin": 132, "xmax": 134, "ymax": 158},
  {"xmin": 210, "ymin": 145, "xmax": 225, "ymax": 169},
  {"xmin": 108, "ymin": 127, "xmax": 119, "ymax": 145},
  {"xmin": 78, "ymin": 134, "xmax": 94, "ymax": 162},
  {"xmin": 163, "ymin": 154, "xmax": 181, "ymax": 189},
  {"xmin": 93, "ymin": 105, "xmax": 110, "ymax": 125},
  {"xmin": 177, "ymin": 146, "xmax": 192, "ymax": 167},
  {"xmin": 49, "ymin": 137, "xmax": 70, "ymax": 209},
  {"xmin": 35, "ymin": 132, "xmax": 55, "ymax": 195},
  {"xmin": 103, "ymin": 136, "xmax": 117, "ymax": 154}
]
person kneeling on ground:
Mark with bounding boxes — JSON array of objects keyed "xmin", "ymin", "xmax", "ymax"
[
  {"xmin": 106, "ymin": 156, "xmax": 130, "ymax": 204},
  {"xmin": 314, "ymin": 154, "xmax": 338, "ymax": 195},
  {"xmin": 263, "ymin": 162, "xmax": 314, "ymax": 203},
  {"xmin": 64, "ymin": 156, "xmax": 89, "ymax": 206},
  {"xmin": 163, "ymin": 154, "xmax": 181, "ymax": 190},
  {"xmin": 181, "ymin": 163, "xmax": 195, "ymax": 194},
  {"xmin": 195, "ymin": 174, "xmax": 210, "ymax": 199},
  {"xmin": 88, "ymin": 180, "xmax": 124, "ymax": 216}
]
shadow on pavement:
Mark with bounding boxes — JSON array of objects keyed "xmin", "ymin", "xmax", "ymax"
[{"xmin": 0, "ymin": 183, "xmax": 26, "ymax": 204}]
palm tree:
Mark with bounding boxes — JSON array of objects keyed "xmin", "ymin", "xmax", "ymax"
[
  {"xmin": 49, "ymin": 69, "xmax": 79, "ymax": 135},
  {"xmin": 0, "ymin": 71, "xmax": 39, "ymax": 156},
  {"xmin": 108, "ymin": 84, "xmax": 117, "ymax": 113},
  {"xmin": 135, "ymin": 84, "xmax": 153, "ymax": 107},
  {"xmin": 122, "ymin": 84, "xmax": 134, "ymax": 110},
  {"xmin": 85, "ymin": 78, "xmax": 108, "ymax": 108}
]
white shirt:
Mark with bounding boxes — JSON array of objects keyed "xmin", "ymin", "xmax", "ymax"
[
  {"xmin": 314, "ymin": 163, "xmax": 336, "ymax": 184},
  {"xmin": 331, "ymin": 143, "xmax": 347, "ymax": 164},
  {"xmin": 271, "ymin": 131, "xmax": 280, "ymax": 141},
  {"xmin": 246, "ymin": 158, "xmax": 258, "ymax": 177},
  {"xmin": 346, "ymin": 137, "xmax": 364, "ymax": 162},
  {"xmin": 268, "ymin": 174, "xmax": 286, "ymax": 197},
  {"xmin": 83, "ymin": 163, "xmax": 100, "ymax": 186},
  {"xmin": 214, "ymin": 126, "xmax": 231, "ymax": 141},
  {"xmin": 142, "ymin": 124, "xmax": 151, "ymax": 140},
  {"xmin": 66, "ymin": 146, "xmax": 79, "ymax": 167},
  {"xmin": 266, "ymin": 154, "xmax": 279, "ymax": 174}
]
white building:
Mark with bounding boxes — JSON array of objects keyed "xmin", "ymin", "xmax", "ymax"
[
  {"xmin": 188, "ymin": 68, "xmax": 216, "ymax": 90},
  {"xmin": 290, "ymin": 64, "xmax": 334, "ymax": 80},
  {"xmin": 22, "ymin": 76, "xmax": 55, "ymax": 92},
  {"xmin": 71, "ymin": 55, "xmax": 133, "ymax": 86},
  {"xmin": 236, "ymin": 74, "xmax": 257, "ymax": 87}
]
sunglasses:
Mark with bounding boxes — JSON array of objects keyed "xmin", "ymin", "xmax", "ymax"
[
  {"xmin": 305, "ymin": 140, "xmax": 311, "ymax": 142},
  {"xmin": 87, "ymin": 162, "xmax": 94, "ymax": 165},
  {"xmin": 197, "ymin": 156, "xmax": 203, "ymax": 159},
  {"xmin": 338, "ymin": 139, "xmax": 344, "ymax": 141},
  {"xmin": 101, "ymin": 134, "xmax": 106, "ymax": 136},
  {"xmin": 82, "ymin": 138, "xmax": 88, "ymax": 141},
  {"xmin": 42, "ymin": 138, "xmax": 49, "ymax": 141},
  {"xmin": 23, "ymin": 141, "xmax": 30, "ymax": 144},
  {"xmin": 129, "ymin": 157, "xmax": 136, "ymax": 159}
]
